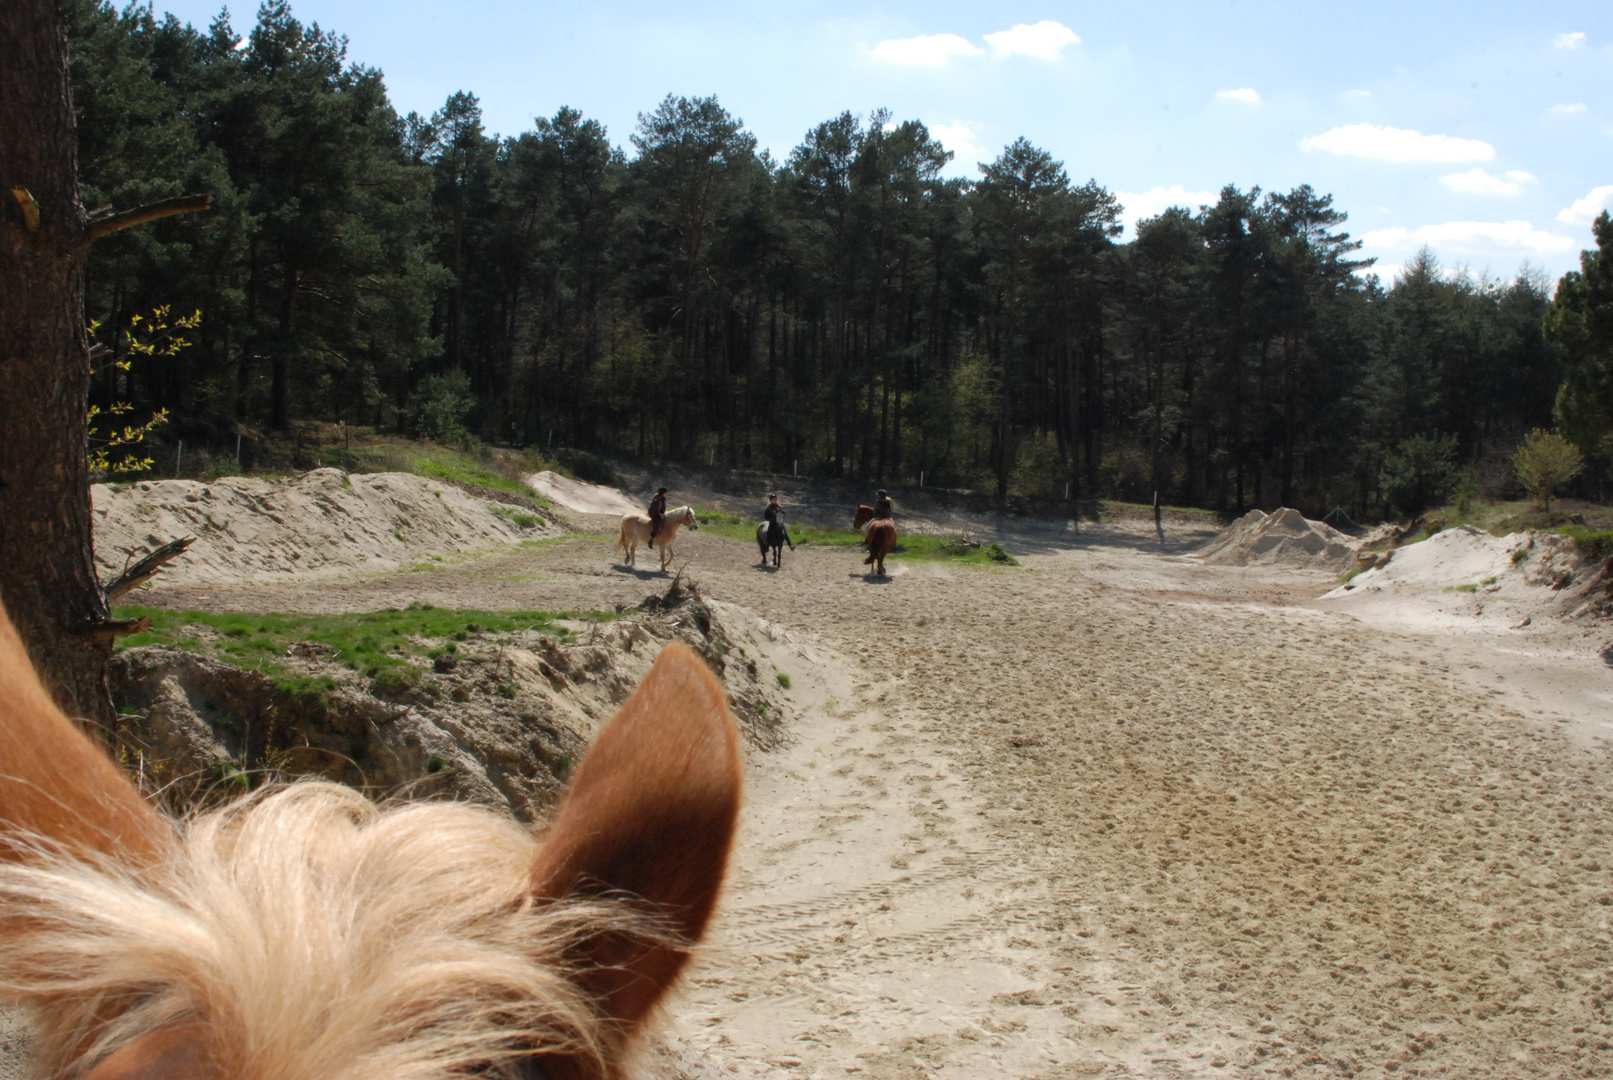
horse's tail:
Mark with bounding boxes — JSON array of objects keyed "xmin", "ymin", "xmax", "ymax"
[{"xmin": 616, "ymin": 517, "xmax": 630, "ymax": 554}]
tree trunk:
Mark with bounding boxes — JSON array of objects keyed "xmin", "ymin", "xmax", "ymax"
[
  {"xmin": 272, "ymin": 264, "xmax": 299, "ymax": 431},
  {"xmin": 0, "ymin": 0, "xmax": 114, "ymax": 729}
]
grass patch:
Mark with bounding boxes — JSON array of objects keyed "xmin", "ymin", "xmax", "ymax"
[
  {"xmin": 775, "ymin": 668, "xmax": 791, "ymax": 690},
  {"xmin": 112, "ymin": 605, "xmax": 617, "ymax": 691},
  {"xmin": 1444, "ymin": 583, "xmax": 1480, "ymax": 593},
  {"xmin": 889, "ymin": 534, "xmax": 1019, "ymax": 565},
  {"xmin": 693, "ymin": 507, "xmax": 1017, "ymax": 564},
  {"xmin": 334, "ymin": 443, "xmax": 554, "ymax": 504},
  {"xmin": 1559, "ymin": 525, "xmax": 1613, "ymax": 560},
  {"xmin": 491, "ymin": 505, "xmax": 541, "ymax": 528}
]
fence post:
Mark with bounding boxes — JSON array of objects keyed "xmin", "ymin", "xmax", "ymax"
[{"xmin": 175, "ymin": 441, "xmax": 183, "ymax": 477}]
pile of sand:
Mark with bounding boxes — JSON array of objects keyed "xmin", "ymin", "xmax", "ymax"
[
  {"xmin": 1319, "ymin": 525, "xmax": 1606, "ymax": 622},
  {"xmin": 523, "ymin": 470, "xmax": 642, "ymax": 517},
  {"xmin": 1191, "ymin": 507, "xmax": 1355, "ymax": 569},
  {"xmin": 93, "ymin": 468, "xmax": 559, "ymax": 588},
  {"xmin": 1322, "ymin": 524, "xmax": 1520, "ymax": 600}
]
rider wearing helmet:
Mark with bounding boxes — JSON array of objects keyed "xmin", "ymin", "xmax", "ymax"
[
  {"xmin": 872, "ymin": 488, "xmax": 893, "ymax": 520},
  {"xmin": 763, "ymin": 493, "xmax": 782, "ymax": 524},
  {"xmin": 648, "ymin": 487, "xmax": 668, "ymax": 548}
]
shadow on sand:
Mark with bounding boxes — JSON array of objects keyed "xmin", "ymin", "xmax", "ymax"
[{"xmin": 612, "ymin": 563, "xmax": 669, "ymax": 580}]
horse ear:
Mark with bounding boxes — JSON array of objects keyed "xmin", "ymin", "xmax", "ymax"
[
  {"xmin": 0, "ymin": 603, "xmax": 168, "ymax": 867},
  {"xmin": 530, "ymin": 641, "xmax": 742, "ymax": 1038}
]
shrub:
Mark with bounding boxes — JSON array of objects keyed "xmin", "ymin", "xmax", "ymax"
[
  {"xmin": 1380, "ymin": 433, "xmax": 1458, "ymax": 518},
  {"xmin": 405, "ymin": 370, "xmax": 475, "ymax": 443},
  {"xmin": 370, "ymin": 665, "xmax": 422, "ymax": 697},
  {"xmin": 555, "ymin": 448, "xmax": 619, "ymax": 487},
  {"xmin": 1512, "ymin": 429, "xmax": 1584, "ymax": 511}
]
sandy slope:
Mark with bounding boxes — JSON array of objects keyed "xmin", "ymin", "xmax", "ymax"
[
  {"xmin": 92, "ymin": 469, "xmax": 558, "ymax": 587},
  {"xmin": 117, "ymin": 508, "xmax": 1613, "ymax": 1080}
]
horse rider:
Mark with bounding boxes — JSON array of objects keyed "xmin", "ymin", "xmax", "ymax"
[
  {"xmin": 763, "ymin": 493, "xmax": 793, "ymax": 550},
  {"xmin": 873, "ymin": 488, "xmax": 893, "ymax": 520},
  {"xmin": 648, "ymin": 487, "xmax": 668, "ymax": 548}
]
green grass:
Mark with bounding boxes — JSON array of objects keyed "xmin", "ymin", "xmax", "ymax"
[
  {"xmin": 326, "ymin": 443, "xmax": 557, "ymax": 505},
  {"xmin": 113, "ymin": 604, "xmax": 615, "ymax": 697},
  {"xmin": 490, "ymin": 505, "xmax": 541, "ymax": 528},
  {"xmin": 692, "ymin": 507, "xmax": 1016, "ymax": 563},
  {"xmin": 1559, "ymin": 525, "xmax": 1613, "ymax": 560}
]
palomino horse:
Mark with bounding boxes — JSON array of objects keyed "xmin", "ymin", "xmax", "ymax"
[
  {"xmin": 0, "ymin": 599, "xmax": 740, "ymax": 1080},
  {"xmin": 756, "ymin": 511, "xmax": 792, "ymax": 568},
  {"xmin": 616, "ymin": 505, "xmax": 698, "ymax": 572},
  {"xmin": 852, "ymin": 504, "xmax": 898, "ymax": 577}
]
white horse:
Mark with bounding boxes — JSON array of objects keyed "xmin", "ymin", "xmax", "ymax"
[{"xmin": 617, "ymin": 505, "xmax": 699, "ymax": 571}]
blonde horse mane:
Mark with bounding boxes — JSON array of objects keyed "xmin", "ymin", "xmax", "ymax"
[
  {"xmin": 0, "ymin": 783, "xmax": 662, "ymax": 1080},
  {"xmin": 0, "ymin": 596, "xmax": 741, "ymax": 1080}
]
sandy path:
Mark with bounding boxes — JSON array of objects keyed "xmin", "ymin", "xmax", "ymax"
[{"xmin": 140, "ymin": 520, "xmax": 1613, "ymax": 1079}]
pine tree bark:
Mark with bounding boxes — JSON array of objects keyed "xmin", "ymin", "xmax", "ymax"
[{"xmin": 0, "ymin": 0, "xmax": 115, "ymax": 729}]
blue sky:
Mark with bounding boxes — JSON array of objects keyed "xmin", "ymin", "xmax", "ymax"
[{"xmin": 156, "ymin": 1, "xmax": 1610, "ymax": 284}]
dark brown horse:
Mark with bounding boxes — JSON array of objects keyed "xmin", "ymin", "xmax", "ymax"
[{"xmin": 852, "ymin": 504, "xmax": 897, "ymax": 577}]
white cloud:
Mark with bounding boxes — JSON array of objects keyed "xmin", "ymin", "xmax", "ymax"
[
  {"xmin": 1557, "ymin": 185, "xmax": 1613, "ymax": 226},
  {"xmin": 1299, "ymin": 123, "xmax": 1495, "ymax": 163},
  {"xmin": 1554, "ymin": 31, "xmax": 1587, "ymax": 50},
  {"xmin": 871, "ymin": 33, "xmax": 981, "ymax": 66},
  {"xmin": 930, "ymin": 120, "xmax": 984, "ymax": 165},
  {"xmin": 1439, "ymin": 168, "xmax": 1538, "ymax": 196},
  {"xmin": 1116, "ymin": 185, "xmax": 1219, "ymax": 232},
  {"xmin": 1341, "ymin": 89, "xmax": 1372, "ymax": 101},
  {"xmin": 1548, "ymin": 103, "xmax": 1588, "ymax": 115},
  {"xmin": 1363, "ymin": 220, "xmax": 1576, "ymax": 256},
  {"xmin": 1215, "ymin": 87, "xmax": 1262, "ymax": 105},
  {"xmin": 983, "ymin": 21, "xmax": 1080, "ymax": 60}
]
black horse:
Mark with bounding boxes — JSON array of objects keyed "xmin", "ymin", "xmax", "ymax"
[{"xmin": 756, "ymin": 511, "xmax": 793, "ymax": 567}]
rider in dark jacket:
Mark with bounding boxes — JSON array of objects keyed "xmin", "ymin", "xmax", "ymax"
[
  {"xmin": 763, "ymin": 494, "xmax": 793, "ymax": 549},
  {"xmin": 648, "ymin": 488, "xmax": 668, "ymax": 548}
]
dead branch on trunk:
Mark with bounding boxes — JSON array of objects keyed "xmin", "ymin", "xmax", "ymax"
[
  {"xmin": 83, "ymin": 616, "xmax": 152, "ymax": 642},
  {"xmin": 103, "ymin": 536, "xmax": 196, "ymax": 603},
  {"xmin": 83, "ymin": 195, "xmax": 212, "ymax": 244}
]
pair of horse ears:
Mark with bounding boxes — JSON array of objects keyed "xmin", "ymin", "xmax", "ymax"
[{"xmin": 0, "ymin": 603, "xmax": 743, "ymax": 1080}]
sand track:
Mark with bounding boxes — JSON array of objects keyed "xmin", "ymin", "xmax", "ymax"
[{"xmin": 127, "ymin": 517, "xmax": 1613, "ymax": 1079}]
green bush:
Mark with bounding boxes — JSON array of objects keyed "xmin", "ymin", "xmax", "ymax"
[
  {"xmin": 370, "ymin": 665, "xmax": 421, "ymax": 697},
  {"xmin": 1380, "ymin": 433, "xmax": 1458, "ymax": 517},
  {"xmin": 1513, "ymin": 429, "xmax": 1584, "ymax": 511},
  {"xmin": 405, "ymin": 370, "xmax": 475, "ymax": 443},
  {"xmin": 556, "ymin": 448, "xmax": 619, "ymax": 487}
]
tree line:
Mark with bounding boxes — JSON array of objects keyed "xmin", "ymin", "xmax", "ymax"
[{"xmin": 72, "ymin": 0, "xmax": 1613, "ymax": 517}]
